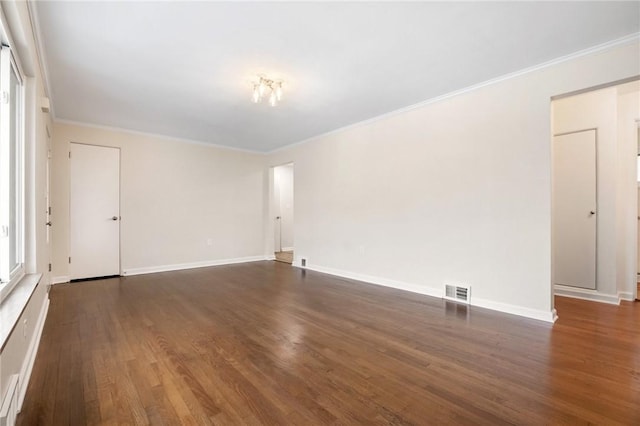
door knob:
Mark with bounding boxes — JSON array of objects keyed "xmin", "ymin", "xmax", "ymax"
[
  {"xmin": 46, "ymin": 221, "xmax": 52, "ymax": 226},
  {"xmin": 111, "ymin": 216, "xmax": 118, "ymax": 221},
  {"xmin": 589, "ymin": 211, "xmax": 596, "ymax": 215}
]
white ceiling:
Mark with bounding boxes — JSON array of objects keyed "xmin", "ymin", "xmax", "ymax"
[{"xmin": 34, "ymin": 1, "xmax": 639, "ymax": 152}]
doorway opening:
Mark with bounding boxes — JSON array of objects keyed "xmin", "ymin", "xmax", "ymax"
[
  {"xmin": 273, "ymin": 163, "xmax": 294, "ymax": 264},
  {"xmin": 551, "ymin": 79, "xmax": 639, "ymax": 306}
]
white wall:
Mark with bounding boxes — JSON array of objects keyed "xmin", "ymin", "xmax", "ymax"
[
  {"xmin": 0, "ymin": 0, "xmax": 52, "ymax": 406},
  {"xmin": 266, "ymin": 40, "xmax": 640, "ymax": 322},
  {"xmin": 51, "ymin": 123, "xmax": 266, "ymax": 278},
  {"xmin": 274, "ymin": 164, "xmax": 294, "ymax": 251}
]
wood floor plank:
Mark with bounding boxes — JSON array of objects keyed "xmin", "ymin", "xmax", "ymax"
[{"xmin": 16, "ymin": 261, "xmax": 640, "ymax": 425}]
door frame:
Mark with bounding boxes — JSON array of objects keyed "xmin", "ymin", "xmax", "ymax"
[
  {"xmin": 68, "ymin": 141, "xmax": 122, "ymax": 279},
  {"xmin": 268, "ymin": 161, "xmax": 294, "ymax": 258},
  {"xmin": 550, "ymin": 76, "xmax": 640, "ymax": 307},
  {"xmin": 636, "ymin": 123, "xmax": 640, "ymax": 301},
  {"xmin": 45, "ymin": 125, "xmax": 52, "ymax": 284}
]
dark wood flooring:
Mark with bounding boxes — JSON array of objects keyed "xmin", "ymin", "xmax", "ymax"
[{"xmin": 17, "ymin": 261, "xmax": 640, "ymax": 425}]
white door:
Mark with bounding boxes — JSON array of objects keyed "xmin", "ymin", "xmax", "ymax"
[
  {"xmin": 45, "ymin": 127, "xmax": 52, "ymax": 274},
  {"xmin": 553, "ymin": 130, "xmax": 597, "ymax": 289},
  {"xmin": 273, "ymin": 166, "xmax": 281, "ymax": 252},
  {"xmin": 70, "ymin": 143, "xmax": 120, "ymax": 280}
]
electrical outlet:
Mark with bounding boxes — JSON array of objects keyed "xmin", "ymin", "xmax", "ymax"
[{"xmin": 301, "ymin": 258, "xmax": 307, "ymax": 267}]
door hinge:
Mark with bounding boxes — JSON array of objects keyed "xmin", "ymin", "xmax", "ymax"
[
  {"xmin": 68, "ymin": 151, "xmax": 71, "ymax": 159},
  {"xmin": 48, "ymin": 206, "xmax": 51, "ymax": 215},
  {"xmin": 48, "ymin": 263, "xmax": 51, "ymax": 272},
  {"xmin": 69, "ymin": 257, "xmax": 71, "ymax": 264},
  {"xmin": 1, "ymin": 91, "xmax": 8, "ymax": 104}
]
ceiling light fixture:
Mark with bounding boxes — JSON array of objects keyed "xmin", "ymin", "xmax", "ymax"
[{"xmin": 252, "ymin": 76, "xmax": 283, "ymax": 106}]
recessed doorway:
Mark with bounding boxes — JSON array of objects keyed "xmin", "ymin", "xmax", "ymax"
[
  {"xmin": 273, "ymin": 163, "xmax": 294, "ymax": 264},
  {"xmin": 551, "ymin": 79, "xmax": 639, "ymax": 305}
]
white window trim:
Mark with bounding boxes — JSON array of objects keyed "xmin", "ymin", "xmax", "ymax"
[{"xmin": 0, "ymin": 44, "xmax": 26, "ymax": 303}]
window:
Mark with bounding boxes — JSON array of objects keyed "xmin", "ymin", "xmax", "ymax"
[{"xmin": 0, "ymin": 45, "xmax": 25, "ymax": 301}]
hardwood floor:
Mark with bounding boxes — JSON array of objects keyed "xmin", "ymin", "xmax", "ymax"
[{"xmin": 18, "ymin": 261, "xmax": 640, "ymax": 425}]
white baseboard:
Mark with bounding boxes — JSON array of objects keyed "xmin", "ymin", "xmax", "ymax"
[
  {"xmin": 554, "ymin": 285, "xmax": 621, "ymax": 304},
  {"xmin": 302, "ymin": 263, "xmax": 443, "ymax": 299},
  {"xmin": 51, "ymin": 276, "xmax": 69, "ymax": 284},
  {"xmin": 472, "ymin": 297, "xmax": 557, "ymax": 323},
  {"xmin": 301, "ymin": 263, "xmax": 556, "ymax": 323},
  {"xmin": 265, "ymin": 254, "xmax": 276, "ymax": 261},
  {"xmin": 122, "ymin": 255, "xmax": 270, "ymax": 276},
  {"xmin": 281, "ymin": 247, "xmax": 294, "ymax": 252},
  {"xmin": 18, "ymin": 296, "xmax": 49, "ymax": 411},
  {"xmin": 617, "ymin": 291, "xmax": 635, "ymax": 302}
]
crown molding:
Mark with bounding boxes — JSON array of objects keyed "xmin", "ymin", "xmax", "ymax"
[
  {"xmin": 269, "ymin": 32, "xmax": 640, "ymax": 155},
  {"xmin": 36, "ymin": 24, "xmax": 639, "ymax": 156},
  {"xmin": 26, "ymin": 0, "xmax": 54, "ymax": 118},
  {"xmin": 54, "ymin": 118, "xmax": 266, "ymax": 155}
]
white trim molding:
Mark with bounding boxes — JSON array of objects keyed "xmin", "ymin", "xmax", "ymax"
[
  {"xmin": 270, "ymin": 33, "xmax": 640, "ymax": 155},
  {"xmin": 617, "ymin": 292, "xmax": 635, "ymax": 302},
  {"xmin": 18, "ymin": 296, "xmax": 49, "ymax": 410},
  {"xmin": 299, "ymin": 262, "xmax": 556, "ymax": 323},
  {"xmin": 471, "ymin": 297, "xmax": 557, "ymax": 323},
  {"xmin": 122, "ymin": 255, "xmax": 270, "ymax": 276},
  {"xmin": 50, "ymin": 275, "xmax": 70, "ymax": 285},
  {"xmin": 301, "ymin": 263, "xmax": 443, "ymax": 299},
  {"xmin": 54, "ymin": 119, "xmax": 263, "ymax": 155},
  {"xmin": 554, "ymin": 285, "xmax": 622, "ymax": 304}
]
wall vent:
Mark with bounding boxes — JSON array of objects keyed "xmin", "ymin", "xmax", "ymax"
[
  {"xmin": 0, "ymin": 374, "xmax": 19, "ymax": 426},
  {"xmin": 444, "ymin": 284, "xmax": 470, "ymax": 304}
]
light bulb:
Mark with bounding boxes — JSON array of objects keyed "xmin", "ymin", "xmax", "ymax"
[
  {"xmin": 269, "ymin": 91, "xmax": 277, "ymax": 107},
  {"xmin": 275, "ymin": 82, "xmax": 283, "ymax": 101},
  {"xmin": 258, "ymin": 79, "xmax": 266, "ymax": 97},
  {"xmin": 252, "ymin": 84, "xmax": 260, "ymax": 103}
]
